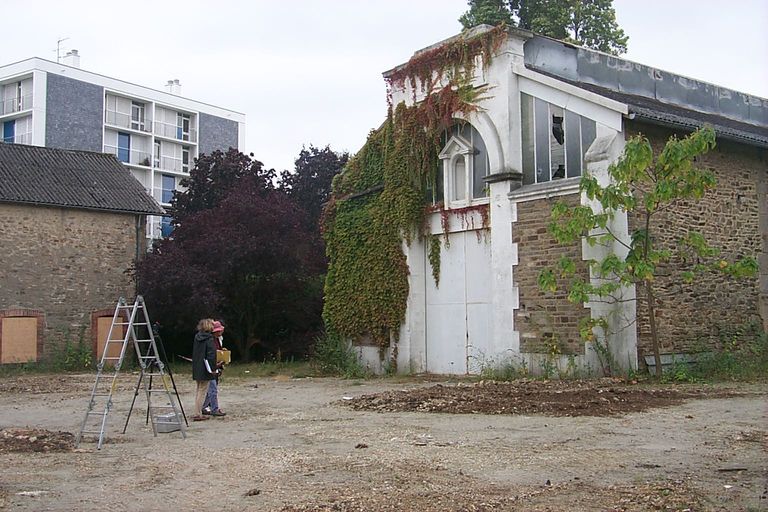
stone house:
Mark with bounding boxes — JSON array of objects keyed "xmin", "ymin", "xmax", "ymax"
[
  {"xmin": 0, "ymin": 143, "xmax": 163, "ymax": 364},
  {"xmin": 349, "ymin": 26, "xmax": 767, "ymax": 375}
]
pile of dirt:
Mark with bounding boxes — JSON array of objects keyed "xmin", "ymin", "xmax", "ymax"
[
  {"xmin": 342, "ymin": 379, "xmax": 736, "ymax": 417},
  {"xmin": 0, "ymin": 428, "xmax": 75, "ymax": 453}
]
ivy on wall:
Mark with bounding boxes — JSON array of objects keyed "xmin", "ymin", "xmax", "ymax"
[{"xmin": 322, "ymin": 26, "xmax": 507, "ymax": 352}]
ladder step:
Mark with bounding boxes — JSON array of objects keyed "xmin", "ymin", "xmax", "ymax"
[
  {"xmin": 80, "ymin": 430, "xmax": 103, "ymax": 434},
  {"xmin": 87, "ymin": 411, "xmax": 108, "ymax": 416}
]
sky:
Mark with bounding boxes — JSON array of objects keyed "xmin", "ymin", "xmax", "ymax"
[{"xmin": 4, "ymin": 0, "xmax": 767, "ymax": 173}]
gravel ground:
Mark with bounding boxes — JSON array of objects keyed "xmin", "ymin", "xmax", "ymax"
[{"xmin": 0, "ymin": 373, "xmax": 766, "ymax": 511}]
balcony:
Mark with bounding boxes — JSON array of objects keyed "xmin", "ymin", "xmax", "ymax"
[
  {"xmin": 104, "ymin": 145, "xmax": 152, "ymax": 167},
  {"xmin": 155, "ymin": 155, "xmax": 188, "ymax": 173},
  {"xmin": 1, "ymin": 131, "xmax": 33, "ymax": 145},
  {"xmin": 150, "ymin": 186, "xmax": 176, "ymax": 205},
  {"xmin": 0, "ymin": 94, "xmax": 33, "ymax": 116},
  {"xmin": 104, "ymin": 110, "xmax": 152, "ymax": 133},
  {"xmin": 154, "ymin": 120, "xmax": 197, "ymax": 143}
]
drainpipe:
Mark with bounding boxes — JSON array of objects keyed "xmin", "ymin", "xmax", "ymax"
[{"xmin": 134, "ymin": 215, "xmax": 142, "ymax": 295}]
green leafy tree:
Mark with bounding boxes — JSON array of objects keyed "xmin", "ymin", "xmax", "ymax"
[
  {"xmin": 459, "ymin": 0, "xmax": 513, "ymax": 29},
  {"xmin": 539, "ymin": 127, "xmax": 757, "ymax": 377},
  {"xmin": 460, "ymin": 0, "xmax": 628, "ymax": 55},
  {"xmin": 512, "ymin": 0, "xmax": 628, "ymax": 55}
]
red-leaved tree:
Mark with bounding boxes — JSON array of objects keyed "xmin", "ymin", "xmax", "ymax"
[{"xmin": 137, "ymin": 150, "xmax": 325, "ymax": 361}]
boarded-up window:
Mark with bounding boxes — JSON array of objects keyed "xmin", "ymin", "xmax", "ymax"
[
  {"xmin": 1, "ymin": 317, "xmax": 38, "ymax": 363},
  {"xmin": 96, "ymin": 317, "xmax": 125, "ymax": 363}
]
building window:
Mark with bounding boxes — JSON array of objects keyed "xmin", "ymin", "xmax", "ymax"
[
  {"xmin": 131, "ymin": 101, "xmax": 145, "ymax": 131},
  {"xmin": 176, "ymin": 113, "xmax": 190, "ymax": 141},
  {"xmin": 436, "ymin": 122, "xmax": 490, "ymax": 207},
  {"xmin": 182, "ymin": 146, "xmax": 190, "ymax": 172},
  {"xmin": 3, "ymin": 120, "xmax": 14, "ymax": 143},
  {"xmin": 161, "ymin": 174, "xmax": 175, "ymax": 204},
  {"xmin": 521, "ymin": 92, "xmax": 597, "ymax": 185},
  {"xmin": 16, "ymin": 82, "xmax": 23, "ymax": 110},
  {"xmin": 154, "ymin": 140, "xmax": 161, "ymax": 167},
  {"xmin": 160, "ymin": 216, "xmax": 174, "ymax": 238},
  {"xmin": 117, "ymin": 132, "xmax": 131, "ymax": 162}
]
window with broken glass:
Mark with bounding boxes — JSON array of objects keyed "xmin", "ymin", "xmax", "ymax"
[{"xmin": 520, "ymin": 93, "xmax": 597, "ymax": 186}]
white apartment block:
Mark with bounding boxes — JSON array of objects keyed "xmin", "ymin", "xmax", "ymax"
[{"xmin": 0, "ymin": 51, "xmax": 246, "ymax": 238}]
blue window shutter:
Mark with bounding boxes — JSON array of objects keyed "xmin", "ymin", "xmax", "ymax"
[
  {"xmin": 3, "ymin": 121, "xmax": 15, "ymax": 143},
  {"xmin": 117, "ymin": 132, "xmax": 130, "ymax": 162}
]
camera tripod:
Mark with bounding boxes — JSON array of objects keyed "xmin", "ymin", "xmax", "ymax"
[{"xmin": 123, "ymin": 322, "xmax": 189, "ymax": 433}]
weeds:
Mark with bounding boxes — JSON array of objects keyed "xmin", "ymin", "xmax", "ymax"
[
  {"xmin": 312, "ymin": 331, "xmax": 368, "ymax": 379},
  {"xmin": 693, "ymin": 323, "xmax": 768, "ymax": 381}
]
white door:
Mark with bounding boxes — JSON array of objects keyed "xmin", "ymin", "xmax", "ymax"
[{"xmin": 425, "ymin": 230, "xmax": 492, "ymax": 374}]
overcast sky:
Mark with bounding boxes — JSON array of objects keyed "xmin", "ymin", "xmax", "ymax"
[{"xmin": 4, "ymin": 0, "xmax": 767, "ymax": 172}]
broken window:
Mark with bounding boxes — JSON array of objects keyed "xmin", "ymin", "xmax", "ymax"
[{"xmin": 520, "ymin": 93, "xmax": 597, "ymax": 185}]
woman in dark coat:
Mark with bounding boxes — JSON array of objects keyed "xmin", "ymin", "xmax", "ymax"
[{"xmin": 192, "ymin": 318, "xmax": 217, "ymax": 421}]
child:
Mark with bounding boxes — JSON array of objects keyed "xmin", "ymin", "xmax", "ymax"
[{"xmin": 202, "ymin": 321, "xmax": 226, "ymax": 417}]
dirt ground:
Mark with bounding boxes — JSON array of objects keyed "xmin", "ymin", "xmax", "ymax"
[{"xmin": 0, "ymin": 373, "xmax": 766, "ymax": 511}]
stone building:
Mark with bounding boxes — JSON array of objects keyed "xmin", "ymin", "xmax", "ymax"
[
  {"xmin": 0, "ymin": 144, "xmax": 163, "ymax": 364},
  {"xmin": 351, "ymin": 26, "xmax": 767, "ymax": 375},
  {"xmin": 0, "ymin": 54, "xmax": 245, "ymax": 239}
]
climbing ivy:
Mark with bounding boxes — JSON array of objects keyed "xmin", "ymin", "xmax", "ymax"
[{"xmin": 322, "ymin": 26, "xmax": 507, "ymax": 350}]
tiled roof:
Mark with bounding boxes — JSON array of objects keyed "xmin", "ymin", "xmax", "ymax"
[{"xmin": 0, "ymin": 144, "xmax": 164, "ymax": 215}]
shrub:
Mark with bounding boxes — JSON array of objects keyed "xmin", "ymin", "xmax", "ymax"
[{"xmin": 312, "ymin": 331, "xmax": 367, "ymax": 379}]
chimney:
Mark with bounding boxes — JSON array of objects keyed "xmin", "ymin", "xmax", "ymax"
[
  {"xmin": 63, "ymin": 49, "xmax": 80, "ymax": 68},
  {"xmin": 165, "ymin": 79, "xmax": 182, "ymax": 95}
]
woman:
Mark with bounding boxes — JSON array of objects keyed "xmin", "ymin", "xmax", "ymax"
[{"xmin": 191, "ymin": 318, "xmax": 217, "ymax": 421}]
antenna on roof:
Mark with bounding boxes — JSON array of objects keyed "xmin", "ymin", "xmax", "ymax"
[{"xmin": 56, "ymin": 37, "xmax": 70, "ymax": 63}]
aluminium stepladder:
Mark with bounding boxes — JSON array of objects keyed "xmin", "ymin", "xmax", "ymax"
[{"xmin": 75, "ymin": 296, "xmax": 187, "ymax": 449}]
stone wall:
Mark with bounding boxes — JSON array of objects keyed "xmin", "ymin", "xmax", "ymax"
[
  {"xmin": 512, "ymin": 194, "xmax": 591, "ymax": 355},
  {"xmin": 0, "ymin": 203, "xmax": 145, "ymax": 361},
  {"xmin": 626, "ymin": 121, "xmax": 766, "ymax": 359}
]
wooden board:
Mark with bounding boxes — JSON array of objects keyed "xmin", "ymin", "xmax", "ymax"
[{"xmin": 1, "ymin": 317, "xmax": 37, "ymax": 363}]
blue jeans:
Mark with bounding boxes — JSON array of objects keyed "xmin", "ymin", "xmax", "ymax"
[{"xmin": 202, "ymin": 378, "xmax": 218, "ymax": 412}]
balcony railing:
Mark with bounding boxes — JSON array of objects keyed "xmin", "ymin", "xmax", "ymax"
[
  {"xmin": 1, "ymin": 131, "xmax": 33, "ymax": 145},
  {"xmin": 153, "ymin": 120, "xmax": 197, "ymax": 143},
  {"xmin": 155, "ymin": 155, "xmax": 189, "ymax": 173},
  {"xmin": 104, "ymin": 145, "xmax": 152, "ymax": 167},
  {"xmin": 0, "ymin": 94, "xmax": 33, "ymax": 116},
  {"xmin": 104, "ymin": 110, "xmax": 152, "ymax": 133},
  {"xmin": 150, "ymin": 186, "xmax": 177, "ymax": 205}
]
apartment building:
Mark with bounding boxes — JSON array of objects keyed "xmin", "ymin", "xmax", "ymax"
[{"xmin": 0, "ymin": 51, "xmax": 246, "ymax": 238}]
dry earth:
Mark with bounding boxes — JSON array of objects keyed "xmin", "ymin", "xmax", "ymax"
[{"xmin": 0, "ymin": 373, "xmax": 766, "ymax": 511}]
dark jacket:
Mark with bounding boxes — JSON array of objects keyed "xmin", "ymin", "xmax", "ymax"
[{"xmin": 192, "ymin": 331, "xmax": 216, "ymax": 381}]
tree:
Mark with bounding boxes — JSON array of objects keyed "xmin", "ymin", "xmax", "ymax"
[
  {"xmin": 171, "ymin": 147, "xmax": 276, "ymax": 224},
  {"xmin": 539, "ymin": 127, "xmax": 757, "ymax": 377},
  {"xmin": 512, "ymin": 0, "xmax": 628, "ymax": 55},
  {"xmin": 280, "ymin": 145, "xmax": 348, "ymax": 232},
  {"xmin": 459, "ymin": 0, "xmax": 513, "ymax": 29},
  {"xmin": 137, "ymin": 151, "xmax": 324, "ymax": 361},
  {"xmin": 460, "ymin": 0, "xmax": 629, "ymax": 55}
]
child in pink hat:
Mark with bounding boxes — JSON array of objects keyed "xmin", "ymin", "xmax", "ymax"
[{"xmin": 202, "ymin": 321, "xmax": 226, "ymax": 417}]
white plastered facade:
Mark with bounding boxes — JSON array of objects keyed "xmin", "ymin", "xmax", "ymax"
[{"xmin": 356, "ymin": 30, "xmax": 638, "ymax": 375}]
